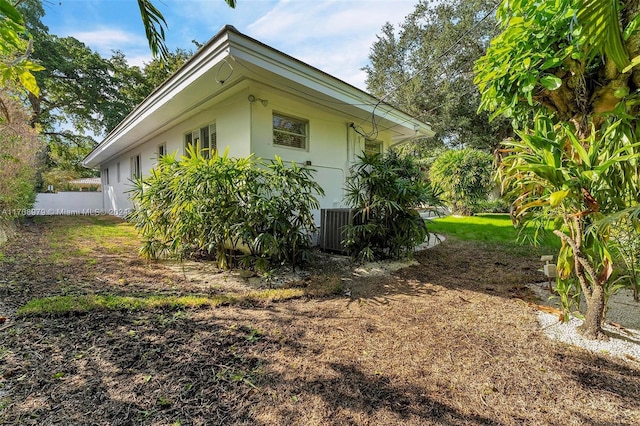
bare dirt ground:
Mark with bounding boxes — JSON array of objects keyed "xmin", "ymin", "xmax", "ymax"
[{"xmin": 1, "ymin": 216, "xmax": 639, "ymax": 425}]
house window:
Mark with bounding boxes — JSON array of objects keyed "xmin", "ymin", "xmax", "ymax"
[
  {"xmin": 184, "ymin": 123, "xmax": 216, "ymax": 158},
  {"xmin": 116, "ymin": 162, "xmax": 121, "ymax": 183},
  {"xmin": 130, "ymin": 155, "xmax": 141, "ymax": 179},
  {"xmin": 364, "ymin": 140, "xmax": 383, "ymax": 156},
  {"xmin": 158, "ymin": 143, "xmax": 166, "ymax": 158},
  {"xmin": 103, "ymin": 168, "xmax": 110, "ymax": 185},
  {"xmin": 273, "ymin": 113, "xmax": 308, "ymax": 149}
]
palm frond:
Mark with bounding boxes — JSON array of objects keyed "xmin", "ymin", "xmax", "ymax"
[
  {"xmin": 577, "ymin": 0, "xmax": 630, "ymax": 71},
  {"xmin": 137, "ymin": 0, "xmax": 237, "ymax": 62},
  {"xmin": 137, "ymin": 0, "xmax": 169, "ymax": 61}
]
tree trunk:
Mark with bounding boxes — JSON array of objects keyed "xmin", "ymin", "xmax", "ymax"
[
  {"xmin": 27, "ymin": 92, "xmax": 42, "ymax": 129},
  {"xmin": 578, "ymin": 282, "xmax": 607, "ymax": 340}
]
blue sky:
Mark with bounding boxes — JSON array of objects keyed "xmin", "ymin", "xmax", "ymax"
[{"xmin": 41, "ymin": 0, "xmax": 419, "ymax": 90}]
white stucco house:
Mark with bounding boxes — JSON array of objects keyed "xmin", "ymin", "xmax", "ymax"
[{"xmin": 82, "ymin": 25, "xmax": 433, "ymax": 220}]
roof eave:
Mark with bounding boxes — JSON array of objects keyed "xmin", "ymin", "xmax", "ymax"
[{"xmin": 83, "ymin": 25, "xmax": 432, "ymax": 168}]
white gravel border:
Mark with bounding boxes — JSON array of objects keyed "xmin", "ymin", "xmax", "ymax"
[
  {"xmin": 530, "ymin": 283, "xmax": 640, "ymax": 363},
  {"xmin": 537, "ymin": 311, "xmax": 640, "ymax": 362}
]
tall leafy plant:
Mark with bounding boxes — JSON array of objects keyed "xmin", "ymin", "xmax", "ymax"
[
  {"xmin": 128, "ymin": 148, "xmax": 323, "ymax": 271},
  {"xmin": 343, "ymin": 151, "xmax": 440, "ymax": 261},
  {"xmin": 475, "ymin": 0, "xmax": 640, "ymax": 339},
  {"xmin": 499, "ymin": 114, "xmax": 639, "ymax": 338},
  {"xmin": 0, "ymin": 90, "xmax": 43, "ymax": 214}
]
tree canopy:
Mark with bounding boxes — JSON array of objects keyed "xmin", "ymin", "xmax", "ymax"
[
  {"xmin": 364, "ymin": 0, "xmax": 512, "ymax": 151},
  {"xmin": 16, "ymin": 1, "xmax": 191, "ymax": 177}
]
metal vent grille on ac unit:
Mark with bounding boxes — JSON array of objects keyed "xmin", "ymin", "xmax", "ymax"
[{"xmin": 320, "ymin": 208, "xmax": 358, "ymax": 253}]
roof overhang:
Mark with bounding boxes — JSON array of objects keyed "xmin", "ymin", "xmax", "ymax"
[{"xmin": 83, "ymin": 25, "xmax": 433, "ymax": 168}]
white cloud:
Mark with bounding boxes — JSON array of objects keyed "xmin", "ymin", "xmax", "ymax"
[
  {"xmin": 69, "ymin": 28, "xmax": 147, "ymax": 51},
  {"xmin": 64, "ymin": 27, "xmax": 151, "ymax": 65},
  {"xmin": 245, "ymin": 0, "xmax": 416, "ymax": 89},
  {"xmin": 125, "ymin": 54, "xmax": 155, "ymax": 68},
  {"xmin": 249, "ymin": 0, "xmax": 412, "ymax": 40}
]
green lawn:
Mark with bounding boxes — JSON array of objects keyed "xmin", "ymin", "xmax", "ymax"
[{"xmin": 427, "ymin": 213, "xmax": 560, "ymax": 250}]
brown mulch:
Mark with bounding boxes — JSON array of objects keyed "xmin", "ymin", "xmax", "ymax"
[{"xmin": 1, "ymin": 217, "xmax": 639, "ymax": 425}]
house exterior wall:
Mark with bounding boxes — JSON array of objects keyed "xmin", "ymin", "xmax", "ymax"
[
  {"xmin": 99, "ymin": 92, "xmax": 252, "ymax": 215},
  {"xmin": 247, "ymin": 83, "xmax": 388, "ymax": 213},
  {"xmin": 98, "ymin": 81, "xmax": 391, "ymax": 222}
]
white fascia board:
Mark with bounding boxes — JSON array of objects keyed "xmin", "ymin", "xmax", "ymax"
[
  {"xmin": 83, "ymin": 26, "xmax": 433, "ymax": 168},
  {"xmin": 83, "ymin": 36, "xmax": 233, "ymax": 168},
  {"xmin": 228, "ymin": 34, "xmax": 432, "ymax": 137}
]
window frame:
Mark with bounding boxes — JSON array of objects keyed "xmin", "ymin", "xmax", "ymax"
[
  {"xmin": 130, "ymin": 154, "xmax": 141, "ymax": 180},
  {"xmin": 103, "ymin": 167, "xmax": 110, "ymax": 185},
  {"xmin": 116, "ymin": 162, "xmax": 121, "ymax": 183},
  {"xmin": 364, "ymin": 139, "xmax": 383, "ymax": 156},
  {"xmin": 184, "ymin": 123, "xmax": 216, "ymax": 158},
  {"xmin": 157, "ymin": 143, "xmax": 167, "ymax": 159},
  {"xmin": 273, "ymin": 112, "xmax": 309, "ymax": 150}
]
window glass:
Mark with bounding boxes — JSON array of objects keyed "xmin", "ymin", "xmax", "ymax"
[
  {"xmin": 185, "ymin": 123, "xmax": 215, "ymax": 157},
  {"xmin": 184, "ymin": 132, "xmax": 193, "ymax": 154},
  {"xmin": 131, "ymin": 155, "xmax": 141, "ymax": 179},
  {"xmin": 364, "ymin": 140, "xmax": 383, "ymax": 156},
  {"xmin": 209, "ymin": 124, "xmax": 217, "ymax": 153},
  {"xmin": 201, "ymin": 126, "xmax": 210, "ymax": 158},
  {"xmin": 273, "ymin": 113, "xmax": 307, "ymax": 149}
]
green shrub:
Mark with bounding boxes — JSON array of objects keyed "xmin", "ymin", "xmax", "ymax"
[
  {"xmin": 429, "ymin": 148, "xmax": 494, "ymax": 216},
  {"xmin": 0, "ymin": 92, "xmax": 43, "ymax": 214},
  {"xmin": 343, "ymin": 151, "xmax": 441, "ymax": 261},
  {"xmin": 473, "ymin": 197, "xmax": 510, "ymax": 214},
  {"xmin": 128, "ymin": 147, "xmax": 324, "ymax": 271}
]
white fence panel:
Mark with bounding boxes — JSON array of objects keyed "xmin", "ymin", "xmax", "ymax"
[{"xmin": 32, "ymin": 192, "xmax": 104, "ymax": 215}]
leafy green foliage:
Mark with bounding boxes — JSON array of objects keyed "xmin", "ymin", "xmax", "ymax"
[
  {"xmin": 474, "ymin": 0, "xmax": 640, "ymax": 125},
  {"xmin": 343, "ymin": 151, "xmax": 440, "ymax": 261},
  {"xmin": 499, "ymin": 113, "xmax": 640, "ymax": 330},
  {"xmin": 0, "ymin": 90, "xmax": 43, "ymax": 213},
  {"xmin": 364, "ymin": 0, "xmax": 511, "ymax": 151},
  {"xmin": 128, "ymin": 148, "xmax": 324, "ymax": 271},
  {"xmin": 136, "ymin": 0, "xmax": 169, "ymax": 60},
  {"xmin": 0, "ymin": 0, "xmax": 43, "ymax": 97},
  {"xmin": 475, "ymin": 0, "xmax": 640, "ymax": 338},
  {"xmin": 429, "ymin": 148, "xmax": 494, "ymax": 216},
  {"xmin": 578, "ymin": 0, "xmax": 631, "ymax": 71},
  {"xmin": 473, "ymin": 198, "xmax": 510, "ymax": 214}
]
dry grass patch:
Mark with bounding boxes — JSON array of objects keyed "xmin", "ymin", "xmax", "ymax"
[{"xmin": 1, "ymin": 217, "xmax": 639, "ymax": 425}]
